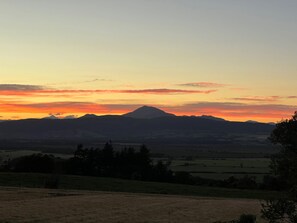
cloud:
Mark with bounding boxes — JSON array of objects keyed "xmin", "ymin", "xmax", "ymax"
[
  {"xmin": 0, "ymin": 84, "xmax": 44, "ymax": 91},
  {"xmin": 111, "ymin": 89, "xmax": 216, "ymax": 94},
  {"xmin": 86, "ymin": 78, "xmax": 113, "ymax": 82},
  {"xmin": 0, "ymin": 101, "xmax": 141, "ymax": 115},
  {"xmin": 46, "ymin": 78, "xmax": 114, "ymax": 86},
  {"xmin": 0, "ymin": 87, "xmax": 216, "ymax": 96},
  {"xmin": 0, "ymin": 100, "xmax": 295, "ymax": 122},
  {"xmin": 230, "ymin": 96, "xmax": 282, "ymax": 102},
  {"xmin": 162, "ymin": 102, "xmax": 296, "ymax": 121},
  {"xmin": 46, "ymin": 113, "xmax": 78, "ymax": 119},
  {"xmin": 0, "ymin": 84, "xmax": 47, "ymax": 96},
  {"xmin": 288, "ymin": 96, "xmax": 297, "ymax": 99},
  {"xmin": 49, "ymin": 112, "xmax": 63, "ymax": 116},
  {"xmin": 178, "ymin": 82, "xmax": 227, "ymax": 88},
  {"xmin": 0, "ymin": 102, "xmax": 107, "ymax": 113}
]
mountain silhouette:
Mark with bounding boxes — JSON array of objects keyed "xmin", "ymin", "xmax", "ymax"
[
  {"xmin": 245, "ymin": 120, "xmax": 259, "ymax": 124},
  {"xmin": 199, "ymin": 115, "xmax": 226, "ymax": 122},
  {"xmin": 79, "ymin": 114, "xmax": 99, "ymax": 119},
  {"xmin": 0, "ymin": 106, "xmax": 274, "ymax": 145},
  {"xmin": 42, "ymin": 115, "xmax": 59, "ymax": 120},
  {"xmin": 123, "ymin": 106, "xmax": 175, "ymax": 119}
]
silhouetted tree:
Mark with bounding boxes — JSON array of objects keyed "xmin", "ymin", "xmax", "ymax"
[
  {"xmin": 67, "ymin": 143, "xmax": 171, "ymax": 181},
  {"xmin": 12, "ymin": 154, "xmax": 55, "ymax": 173},
  {"xmin": 260, "ymin": 175, "xmax": 284, "ymax": 191},
  {"xmin": 261, "ymin": 112, "xmax": 297, "ymax": 223},
  {"xmin": 151, "ymin": 160, "xmax": 173, "ymax": 182},
  {"xmin": 223, "ymin": 175, "xmax": 257, "ymax": 189}
]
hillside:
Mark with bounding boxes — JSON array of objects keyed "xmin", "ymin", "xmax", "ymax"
[
  {"xmin": 123, "ymin": 105, "xmax": 175, "ymax": 119},
  {"xmin": 0, "ymin": 186, "xmax": 265, "ymax": 223},
  {"xmin": 0, "ymin": 106, "xmax": 274, "ymax": 145}
]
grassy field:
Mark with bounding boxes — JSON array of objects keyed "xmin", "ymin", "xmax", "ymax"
[
  {"xmin": 0, "ymin": 186, "xmax": 267, "ymax": 223},
  {"xmin": 170, "ymin": 158, "xmax": 271, "ymax": 182},
  {"xmin": 0, "ymin": 172, "xmax": 281, "ymax": 200},
  {"xmin": 1, "ymin": 148, "xmax": 272, "ymax": 184},
  {"xmin": 0, "ymin": 149, "xmax": 72, "ymax": 162}
]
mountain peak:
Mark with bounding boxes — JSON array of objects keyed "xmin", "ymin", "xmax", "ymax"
[
  {"xmin": 245, "ymin": 120, "xmax": 259, "ymax": 124},
  {"xmin": 199, "ymin": 115, "xmax": 226, "ymax": 122},
  {"xmin": 123, "ymin": 106, "xmax": 175, "ymax": 119},
  {"xmin": 79, "ymin": 114, "xmax": 99, "ymax": 119},
  {"xmin": 42, "ymin": 115, "xmax": 59, "ymax": 120}
]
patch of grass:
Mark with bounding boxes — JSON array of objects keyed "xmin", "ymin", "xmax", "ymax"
[
  {"xmin": 0, "ymin": 172, "xmax": 282, "ymax": 200},
  {"xmin": 170, "ymin": 158, "xmax": 271, "ymax": 182},
  {"xmin": 190, "ymin": 172, "xmax": 267, "ymax": 183}
]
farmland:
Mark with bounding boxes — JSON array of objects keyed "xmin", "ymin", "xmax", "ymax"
[
  {"xmin": 170, "ymin": 158, "xmax": 271, "ymax": 182},
  {"xmin": 0, "ymin": 186, "xmax": 267, "ymax": 223},
  {"xmin": 0, "ymin": 144, "xmax": 274, "ymax": 184},
  {"xmin": 0, "ymin": 131, "xmax": 280, "ymax": 223},
  {"xmin": 0, "ymin": 172, "xmax": 281, "ymax": 200}
]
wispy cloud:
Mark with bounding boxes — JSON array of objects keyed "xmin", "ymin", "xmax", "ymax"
[
  {"xmin": 0, "ymin": 84, "xmax": 44, "ymax": 91},
  {"xmin": 230, "ymin": 96, "xmax": 282, "ymax": 102},
  {"xmin": 178, "ymin": 82, "xmax": 227, "ymax": 88},
  {"xmin": 0, "ymin": 102, "xmax": 107, "ymax": 113},
  {"xmin": 0, "ymin": 86, "xmax": 216, "ymax": 96},
  {"xmin": 0, "ymin": 84, "xmax": 294, "ymax": 121},
  {"xmin": 111, "ymin": 89, "xmax": 216, "ymax": 94},
  {"xmin": 163, "ymin": 102, "xmax": 296, "ymax": 121},
  {"xmin": 0, "ymin": 84, "xmax": 47, "ymax": 96},
  {"xmin": 46, "ymin": 78, "xmax": 113, "ymax": 86},
  {"xmin": 49, "ymin": 112, "xmax": 63, "ymax": 116},
  {"xmin": 0, "ymin": 101, "xmax": 146, "ymax": 115},
  {"xmin": 0, "ymin": 100, "xmax": 295, "ymax": 122},
  {"xmin": 87, "ymin": 78, "xmax": 113, "ymax": 82}
]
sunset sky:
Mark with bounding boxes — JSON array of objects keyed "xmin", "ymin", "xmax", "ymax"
[{"xmin": 0, "ymin": 0, "xmax": 296, "ymax": 122}]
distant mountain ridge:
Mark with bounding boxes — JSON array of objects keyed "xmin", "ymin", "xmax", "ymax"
[
  {"xmin": 43, "ymin": 115, "xmax": 77, "ymax": 120},
  {"xmin": 199, "ymin": 115, "xmax": 226, "ymax": 122},
  {"xmin": 123, "ymin": 106, "xmax": 175, "ymax": 119},
  {"xmin": 0, "ymin": 106, "xmax": 274, "ymax": 145},
  {"xmin": 80, "ymin": 114, "xmax": 99, "ymax": 119},
  {"xmin": 37, "ymin": 106, "xmax": 269, "ymax": 124},
  {"xmin": 42, "ymin": 115, "xmax": 59, "ymax": 120}
]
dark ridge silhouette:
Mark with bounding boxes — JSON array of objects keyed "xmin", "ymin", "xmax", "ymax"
[
  {"xmin": 199, "ymin": 115, "xmax": 226, "ymax": 122},
  {"xmin": 123, "ymin": 105, "xmax": 175, "ymax": 119},
  {"xmin": 0, "ymin": 106, "xmax": 274, "ymax": 143},
  {"xmin": 245, "ymin": 120, "xmax": 260, "ymax": 124},
  {"xmin": 79, "ymin": 114, "xmax": 99, "ymax": 119},
  {"xmin": 42, "ymin": 115, "xmax": 59, "ymax": 120}
]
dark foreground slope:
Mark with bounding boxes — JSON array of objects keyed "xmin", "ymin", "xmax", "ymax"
[
  {"xmin": 0, "ymin": 172, "xmax": 280, "ymax": 200},
  {"xmin": 0, "ymin": 186, "xmax": 266, "ymax": 223}
]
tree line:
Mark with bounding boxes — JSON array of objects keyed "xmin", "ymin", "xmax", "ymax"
[
  {"xmin": 1, "ymin": 143, "xmax": 174, "ymax": 183},
  {"xmin": 0, "ymin": 143, "xmax": 285, "ymax": 191}
]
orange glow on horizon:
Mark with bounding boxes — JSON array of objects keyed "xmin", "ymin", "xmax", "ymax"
[{"xmin": 0, "ymin": 100, "xmax": 294, "ymax": 123}]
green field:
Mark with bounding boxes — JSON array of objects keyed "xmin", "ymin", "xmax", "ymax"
[
  {"xmin": 0, "ymin": 172, "xmax": 281, "ymax": 200},
  {"xmin": 170, "ymin": 158, "xmax": 271, "ymax": 182},
  {"xmin": 1, "ymin": 149, "xmax": 273, "ymax": 183},
  {"xmin": 0, "ymin": 149, "xmax": 39, "ymax": 160},
  {"xmin": 0, "ymin": 149, "xmax": 72, "ymax": 165}
]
